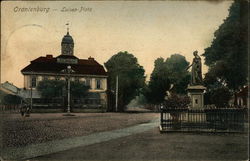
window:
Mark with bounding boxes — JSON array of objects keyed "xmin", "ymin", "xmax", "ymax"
[
  {"xmin": 31, "ymin": 77, "xmax": 36, "ymax": 88},
  {"xmin": 195, "ymin": 99, "xmax": 198, "ymax": 104},
  {"xmin": 96, "ymin": 79, "xmax": 101, "ymax": 89},
  {"xmin": 86, "ymin": 78, "xmax": 91, "ymax": 88}
]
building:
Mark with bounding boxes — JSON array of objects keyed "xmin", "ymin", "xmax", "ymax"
[
  {"xmin": 0, "ymin": 81, "xmax": 19, "ymax": 105},
  {"xmin": 21, "ymin": 29, "xmax": 108, "ymax": 110},
  {"xmin": 0, "ymin": 81, "xmax": 20, "ymax": 95}
]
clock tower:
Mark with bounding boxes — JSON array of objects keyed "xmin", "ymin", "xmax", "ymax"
[{"xmin": 61, "ymin": 27, "xmax": 74, "ymax": 56}]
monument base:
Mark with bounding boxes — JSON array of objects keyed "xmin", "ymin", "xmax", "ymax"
[{"xmin": 187, "ymin": 85, "xmax": 206, "ymax": 109}]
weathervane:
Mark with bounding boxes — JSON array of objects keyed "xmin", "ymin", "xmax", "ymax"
[{"xmin": 66, "ymin": 22, "xmax": 69, "ymax": 34}]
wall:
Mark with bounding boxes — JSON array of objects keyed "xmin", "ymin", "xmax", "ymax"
[{"xmin": 23, "ymin": 74, "xmax": 107, "ymax": 92}]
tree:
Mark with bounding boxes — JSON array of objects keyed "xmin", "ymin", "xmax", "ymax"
[
  {"xmin": 71, "ymin": 81, "xmax": 89, "ymax": 98},
  {"xmin": 210, "ymin": 87, "xmax": 232, "ymax": 108},
  {"xmin": 165, "ymin": 54, "xmax": 190, "ymax": 94},
  {"xmin": 37, "ymin": 79, "xmax": 89, "ymax": 98},
  {"xmin": 2, "ymin": 94, "xmax": 22, "ymax": 105},
  {"xmin": 104, "ymin": 51, "xmax": 145, "ymax": 111},
  {"xmin": 144, "ymin": 54, "xmax": 190, "ymax": 104},
  {"xmin": 202, "ymin": 1, "xmax": 248, "ymax": 92},
  {"xmin": 143, "ymin": 58, "xmax": 171, "ymax": 104},
  {"xmin": 164, "ymin": 94, "xmax": 190, "ymax": 109},
  {"xmin": 37, "ymin": 80, "xmax": 65, "ymax": 98}
]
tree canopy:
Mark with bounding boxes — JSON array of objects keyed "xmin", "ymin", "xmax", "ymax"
[
  {"xmin": 144, "ymin": 54, "xmax": 190, "ymax": 104},
  {"xmin": 202, "ymin": 1, "xmax": 248, "ymax": 107},
  {"xmin": 37, "ymin": 80, "xmax": 65, "ymax": 98},
  {"xmin": 202, "ymin": 1, "xmax": 248, "ymax": 91},
  {"xmin": 70, "ymin": 81, "xmax": 89, "ymax": 98},
  {"xmin": 208, "ymin": 87, "xmax": 232, "ymax": 108},
  {"xmin": 37, "ymin": 79, "xmax": 89, "ymax": 98},
  {"xmin": 2, "ymin": 94, "xmax": 22, "ymax": 105},
  {"xmin": 104, "ymin": 51, "xmax": 145, "ymax": 111}
]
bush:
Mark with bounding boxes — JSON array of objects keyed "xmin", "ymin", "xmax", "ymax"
[
  {"xmin": 210, "ymin": 87, "xmax": 232, "ymax": 108},
  {"xmin": 3, "ymin": 94, "xmax": 22, "ymax": 105},
  {"xmin": 164, "ymin": 94, "xmax": 190, "ymax": 109}
]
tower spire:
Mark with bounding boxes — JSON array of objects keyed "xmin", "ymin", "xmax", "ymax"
[
  {"xmin": 66, "ymin": 22, "xmax": 69, "ymax": 35},
  {"xmin": 61, "ymin": 22, "xmax": 74, "ymax": 56}
]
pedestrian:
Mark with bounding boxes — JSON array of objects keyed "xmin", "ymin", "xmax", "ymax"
[
  {"xmin": 20, "ymin": 104, "xmax": 25, "ymax": 117},
  {"xmin": 25, "ymin": 106, "xmax": 30, "ymax": 117}
]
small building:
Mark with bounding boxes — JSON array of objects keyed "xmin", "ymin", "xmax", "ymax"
[
  {"xmin": 20, "ymin": 29, "xmax": 108, "ymax": 110},
  {"xmin": 0, "ymin": 81, "xmax": 23, "ymax": 106},
  {"xmin": 0, "ymin": 81, "xmax": 20, "ymax": 95}
]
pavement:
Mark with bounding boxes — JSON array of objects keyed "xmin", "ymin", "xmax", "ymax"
[
  {"xmin": 1, "ymin": 112, "xmax": 158, "ymax": 148},
  {"xmin": 32, "ymin": 129, "xmax": 248, "ymax": 161},
  {"xmin": 1, "ymin": 111, "xmax": 248, "ymax": 161},
  {"xmin": 1, "ymin": 119, "xmax": 159, "ymax": 160}
]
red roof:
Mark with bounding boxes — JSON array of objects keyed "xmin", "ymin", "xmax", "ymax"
[{"xmin": 21, "ymin": 55, "xmax": 107, "ymax": 76}]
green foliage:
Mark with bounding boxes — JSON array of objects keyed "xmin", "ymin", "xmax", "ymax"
[
  {"xmin": 204, "ymin": 87, "xmax": 232, "ymax": 107},
  {"xmin": 164, "ymin": 94, "xmax": 190, "ymax": 109},
  {"xmin": 104, "ymin": 51, "xmax": 145, "ymax": 111},
  {"xmin": 202, "ymin": 1, "xmax": 248, "ymax": 91},
  {"xmin": 144, "ymin": 54, "xmax": 190, "ymax": 104},
  {"xmin": 165, "ymin": 54, "xmax": 190, "ymax": 83},
  {"xmin": 2, "ymin": 94, "xmax": 22, "ymax": 105},
  {"xmin": 0, "ymin": 91, "xmax": 6, "ymax": 104},
  {"xmin": 71, "ymin": 81, "xmax": 89, "ymax": 98},
  {"xmin": 37, "ymin": 80, "xmax": 65, "ymax": 98},
  {"xmin": 210, "ymin": 87, "xmax": 232, "ymax": 108},
  {"xmin": 173, "ymin": 75, "xmax": 191, "ymax": 94},
  {"xmin": 37, "ymin": 79, "xmax": 89, "ymax": 99}
]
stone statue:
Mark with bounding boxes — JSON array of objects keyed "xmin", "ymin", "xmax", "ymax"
[{"xmin": 186, "ymin": 51, "xmax": 202, "ymax": 85}]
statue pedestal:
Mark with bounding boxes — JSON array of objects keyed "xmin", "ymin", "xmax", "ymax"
[{"xmin": 187, "ymin": 85, "xmax": 206, "ymax": 109}]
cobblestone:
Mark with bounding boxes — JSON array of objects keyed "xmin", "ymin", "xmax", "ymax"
[{"xmin": 1, "ymin": 112, "xmax": 158, "ymax": 148}]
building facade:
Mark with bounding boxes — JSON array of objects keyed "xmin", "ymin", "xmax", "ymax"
[{"xmin": 21, "ymin": 30, "xmax": 108, "ymax": 110}]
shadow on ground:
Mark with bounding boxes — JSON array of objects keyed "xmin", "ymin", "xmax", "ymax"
[{"xmin": 31, "ymin": 128, "xmax": 248, "ymax": 161}]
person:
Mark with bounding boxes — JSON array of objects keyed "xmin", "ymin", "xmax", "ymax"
[
  {"xmin": 25, "ymin": 106, "xmax": 30, "ymax": 117},
  {"xmin": 20, "ymin": 103, "xmax": 26, "ymax": 117},
  {"xmin": 186, "ymin": 51, "xmax": 202, "ymax": 85}
]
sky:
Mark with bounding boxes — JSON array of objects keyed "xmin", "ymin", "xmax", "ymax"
[{"xmin": 1, "ymin": 1, "xmax": 232, "ymax": 88}]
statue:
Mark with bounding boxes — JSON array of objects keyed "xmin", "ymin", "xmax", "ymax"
[{"xmin": 186, "ymin": 51, "xmax": 202, "ymax": 85}]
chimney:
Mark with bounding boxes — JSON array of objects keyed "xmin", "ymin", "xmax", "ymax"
[
  {"xmin": 46, "ymin": 55, "xmax": 53, "ymax": 59},
  {"xmin": 88, "ymin": 56, "xmax": 94, "ymax": 60}
]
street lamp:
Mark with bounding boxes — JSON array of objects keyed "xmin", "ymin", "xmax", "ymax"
[
  {"xmin": 30, "ymin": 76, "xmax": 33, "ymax": 110},
  {"xmin": 115, "ymin": 75, "xmax": 119, "ymax": 112},
  {"xmin": 61, "ymin": 65, "xmax": 74, "ymax": 116},
  {"xmin": 30, "ymin": 72, "xmax": 35, "ymax": 109}
]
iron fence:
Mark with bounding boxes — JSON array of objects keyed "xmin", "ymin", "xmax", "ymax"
[
  {"xmin": 160, "ymin": 108, "xmax": 248, "ymax": 133},
  {"xmin": 0, "ymin": 105, "xmax": 20, "ymax": 112}
]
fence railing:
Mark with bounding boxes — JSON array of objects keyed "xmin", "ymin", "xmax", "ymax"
[
  {"xmin": 0, "ymin": 105, "xmax": 20, "ymax": 112},
  {"xmin": 0, "ymin": 98, "xmax": 106, "ymax": 110},
  {"xmin": 160, "ymin": 108, "xmax": 248, "ymax": 133}
]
